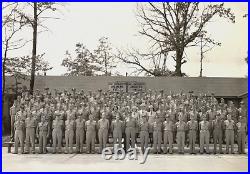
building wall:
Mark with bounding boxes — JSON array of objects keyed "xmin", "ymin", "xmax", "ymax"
[
  {"xmin": 5, "ymin": 76, "xmax": 248, "ymax": 97},
  {"xmin": 3, "ymin": 76, "xmax": 248, "ymax": 135}
]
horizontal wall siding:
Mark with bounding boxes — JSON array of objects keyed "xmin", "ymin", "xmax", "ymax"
[{"xmin": 5, "ymin": 76, "xmax": 248, "ymax": 97}]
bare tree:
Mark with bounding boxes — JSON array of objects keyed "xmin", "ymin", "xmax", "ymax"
[
  {"xmin": 199, "ymin": 34, "xmax": 221, "ymax": 77},
  {"xmin": 11, "ymin": 2, "xmax": 62, "ymax": 94},
  {"xmin": 117, "ymin": 48, "xmax": 174, "ymax": 76},
  {"xmin": 2, "ymin": 3, "xmax": 30, "ymax": 95},
  {"xmin": 123, "ymin": 2, "xmax": 235, "ymax": 76}
]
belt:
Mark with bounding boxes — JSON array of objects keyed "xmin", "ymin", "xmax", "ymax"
[
  {"xmin": 87, "ymin": 130, "xmax": 96, "ymax": 133},
  {"xmin": 164, "ymin": 130, "xmax": 172, "ymax": 132},
  {"xmin": 154, "ymin": 130, "xmax": 162, "ymax": 132},
  {"xmin": 54, "ymin": 128, "xmax": 61, "ymax": 130},
  {"xmin": 100, "ymin": 128, "xmax": 108, "ymax": 130},
  {"xmin": 226, "ymin": 129, "xmax": 233, "ymax": 130},
  {"xmin": 114, "ymin": 128, "xmax": 122, "ymax": 130},
  {"xmin": 39, "ymin": 130, "xmax": 48, "ymax": 133},
  {"xmin": 140, "ymin": 130, "xmax": 148, "ymax": 132},
  {"xmin": 214, "ymin": 127, "xmax": 222, "ymax": 130},
  {"xmin": 177, "ymin": 130, "xmax": 185, "ymax": 132}
]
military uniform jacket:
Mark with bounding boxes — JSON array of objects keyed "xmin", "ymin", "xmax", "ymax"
[
  {"xmin": 85, "ymin": 120, "xmax": 97, "ymax": 132},
  {"xmin": 147, "ymin": 111, "xmax": 156, "ymax": 124},
  {"xmin": 199, "ymin": 121, "xmax": 210, "ymax": 131},
  {"xmin": 98, "ymin": 119, "xmax": 109, "ymax": 130},
  {"xmin": 15, "ymin": 120, "xmax": 25, "ymax": 130},
  {"xmin": 25, "ymin": 117, "xmax": 36, "ymax": 128},
  {"xmin": 187, "ymin": 120, "xmax": 198, "ymax": 131},
  {"xmin": 16, "ymin": 111, "xmax": 27, "ymax": 122},
  {"xmin": 153, "ymin": 121, "xmax": 163, "ymax": 132},
  {"xmin": 52, "ymin": 119, "xmax": 64, "ymax": 130},
  {"xmin": 176, "ymin": 121, "xmax": 186, "ymax": 132},
  {"xmin": 75, "ymin": 118, "xmax": 85, "ymax": 129},
  {"xmin": 212, "ymin": 119, "xmax": 223, "ymax": 132},
  {"xmin": 111, "ymin": 120, "xmax": 123, "ymax": 132},
  {"xmin": 65, "ymin": 120, "xmax": 75, "ymax": 131},
  {"xmin": 236, "ymin": 122, "xmax": 247, "ymax": 132},
  {"xmin": 224, "ymin": 120, "xmax": 234, "ymax": 130},
  {"xmin": 125, "ymin": 118, "xmax": 136, "ymax": 128},
  {"xmin": 140, "ymin": 121, "xmax": 150, "ymax": 132},
  {"xmin": 54, "ymin": 110, "xmax": 65, "ymax": 120},
  {"xmin": 163, "ymin": 120, "xmax": 174, "ymax": 131},
  {"xmin": 38, "ymin": 121, "xmax": 49, "ymax": 132},
  {"xmin": 238, "ymin": 107, "xmax": 247, "ymax": 117}
]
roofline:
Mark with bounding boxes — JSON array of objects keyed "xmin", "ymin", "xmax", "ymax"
[
  {"xmin": 6, "ymin": 75, "xmax": 247, "ymax": 79},
  {"xmin": 238, "ymin": 92, "xmax": 248, "ymax": 97}
]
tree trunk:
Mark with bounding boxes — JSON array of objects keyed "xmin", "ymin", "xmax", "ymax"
[
  {"xmin": 175, "ymin": 49, "xmax": 183, "ymax": 76},
  {"xmin": 199, "ymin": 36, "xmax": 203, "ymax": 77},
  {"xmin": 15, "ymin": 76, "xmax": 18, "ymax": 96},
  {"xmin": 104, "ymin": 52, "xmax": 107, "ymax": 76},
  {"xmin": 3, "ymin": 41, "xmax": 8, "ymax": 95},
  {"xmin": 30, "ymin": 2, "xmax": 38, "ymax": 94},
  {"xmin": 200, "ymin": 58, "xmax": 203, "ymax": 77}
]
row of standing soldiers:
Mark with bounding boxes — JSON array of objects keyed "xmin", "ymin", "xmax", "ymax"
[{"xmin": 11, "ymin": 88, "xmax": 247, "ymax": 154}]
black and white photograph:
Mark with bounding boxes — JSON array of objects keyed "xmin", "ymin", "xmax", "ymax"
[{"xmin": 2, "ymin": 2, "xmax": 248, "ymax": 172}]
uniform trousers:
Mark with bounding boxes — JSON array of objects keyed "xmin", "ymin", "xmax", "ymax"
[
  {"xmin": 39, "ymin": 131, "xmax": 48, "ymax": 153},
  {"xmin": 14, "ymin": 130, "xmax": 24, "ymax": 153},
  {"xmin": 140, "ymin": 131, "xmax": 149, "ymax": 152},
  {"xmin": 25, "ymin": 128, "xmax": 35, "ymax": 153},
  {"xmin": 163, "ymin": 131, "xmax": 173, "ymax": 153}
]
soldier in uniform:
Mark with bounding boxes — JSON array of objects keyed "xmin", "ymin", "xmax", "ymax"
[
  {"xmin": 111, "ymin": 114, "xmax": 123, "ymax": 148},
  {"xmin": 131, "ymin": 105, "xmax": 140, "ymax": 144},
  {"xmin": 42, "ymin": 105, "xmax": 53, "ymax": 146},
  {"xmin": 152, "ymin": 114, "xmax": 163, "ymax": 154},
  {"xmin": 163, "ymin": 114, "xmax": 174, "ymax": 154},
  {"xmin": 176, "ymin": 113, "xmax": 187, "ymax": 154},
  {"xmin": 10, "ymin": 100, "xmax": 17, "ymax": 142},
  {"xmin": 139, "ymin": 114, "xmax": 150, "ymax": 153},
  {"xmin": 187, "ymin": 113, "xmax": 198, "ymax": 154},
  {"xmin": 236, "ymin": 116, "xmax": 247, "ymax": 154},
  {"xmin": 65, "ymin": 115, "xmax": 75, "ymax": 154},
  {"xmin": 212, "ymin": 112, "xmax": 224, "ymax": 154},
  {"xmin": 52, "ymin": 114, "xmax": 64, "ymax": 153},
  {"xmin": 199, "ymin": 114, "xmax": 210, "ymax": 154},
  {"xmin": 98, "ymin": 112, "xmax": 109, "ymax": 153},
  {"xmin": 75, "ymin": 114, "xmax": 85, "ymax": 153},
  {"xmin": 85, "ymin": 114, "xmax": 97, "ymax": 154},
  {"xmin": 224, "ymin": 114, "xmax": 235, "ymax": 154},
  {"xmin": 13, "ymin": 115, "xmax": 25, "ymax": 154},
  {"xmin": 24, "ymin": 110, "xmax": 36, "ymax": 154},
  {"xmin": 36, "ymin": 116, "xmax": 50, "ymax": 154},
  {"xmin": 125, "ymin": 111, "xmax": 137, "ymax": 151},
  {"xmin": 238, "ymin": 101, "xmax": 247, "ymax": 122},
  {"xmin": 66, "ymin": 104, "xmax": 76, "ymax": 121},
  {"xmin": 147, "ymin": 105, "xmax": 156, "ymax": 144}
]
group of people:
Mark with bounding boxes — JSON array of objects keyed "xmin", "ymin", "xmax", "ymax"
[{"xmin": 10, "ymin": 88, "xmax": 247, "ymax": 155}]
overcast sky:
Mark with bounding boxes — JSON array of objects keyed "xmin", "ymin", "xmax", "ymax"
[{"xmin": 4, "ymin": 2, "xmax": 248, "ymax": 77}]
